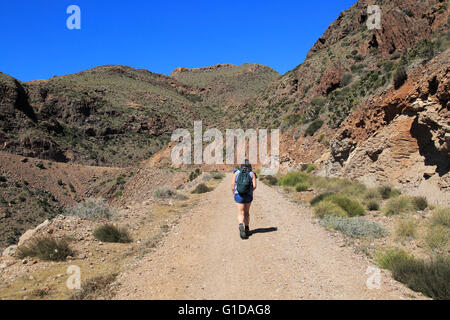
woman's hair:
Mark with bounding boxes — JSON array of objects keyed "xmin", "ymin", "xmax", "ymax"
[{"xmin": 241, "ymin": 159, "xmax": 252, "ymax": 171}]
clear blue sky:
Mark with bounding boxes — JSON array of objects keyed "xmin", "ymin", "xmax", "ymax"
[{"xmin": 0, "ymin": 0, "xmax": 356, "ymax": 82}]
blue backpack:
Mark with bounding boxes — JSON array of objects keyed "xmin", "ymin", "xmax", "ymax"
[{"xmin": 236, "ymin": 167, "xmax": 252, "ymax": 195}]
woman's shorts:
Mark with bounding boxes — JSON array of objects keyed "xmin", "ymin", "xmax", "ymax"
[{"xmin": 234, "ymin": 193, "xmax": 253, "ymax": 204}]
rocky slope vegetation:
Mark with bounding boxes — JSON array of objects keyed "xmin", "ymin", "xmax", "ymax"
[
  {"xmin": 231, "ymin": 0, "xmax": 448, "ymax": 129},
  {"xmin": 0, "ymin": 62, "xmax": 276, "ymax": 249},
  {"xmin": 171, "ymin": 63, "xmax": 279, "ymax": 110},
  {"xmin": 0, "ymin": 151, "xmax": 125, "ymax": 250},
  {"xmin": 0, "ymin": 66, "xmax": 208, "ymax": 167},
  {"xmin": 321, "ymin": 51, "xmax": 449, "ymax": 204},
  {"xmin": 225, "ymin": 0, "xmax": 449, "ymax": 201},
  {"xmin": 0, "ymin": 63, "xmax": 278, "ymax": 168}
]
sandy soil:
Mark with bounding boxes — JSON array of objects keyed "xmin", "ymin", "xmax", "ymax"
[{"xmin": 114, "ymin": 174, "xmax": 422, "ymax": 300}]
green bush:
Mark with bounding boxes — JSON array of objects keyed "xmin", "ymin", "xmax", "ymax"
[
  {"xmin": 425, "ymin": 225, "xmax": 449, "ymax": 252},
  {"xmin": 211, "ymin": 172, "xmax": 225, "ymax": 180},
  {"xmin": 378, "ymin": 185, "xmax": 401, "ymax": 199},
  {"xmin": 191, "ymin": 183, "xmax": 211, "ymax": 194},
  {"xmin": 307, "ymin": 175, "xmax": 366, "ymax": 198},
  {"xmin": 64, "ymin": 198, "xmax": 118, "ymax": 220},
  {"xmin": 366, "ymin": 200, "xmax": 380, "ymax": 211},
  {"xmin": 304, "ymin": 119, "xmax": 324, "ymax": 136},
  {"xmin": 431, "ymin": 207, "xmax": 450, "ymax": 227},
  {"xmin": 261, "ymin": 175, "xmax": 278, "ymax": 186},
  {"xmin": 341, "ymin": 73, "xmax": 353, "ymax": 87},
  {"xmin": 350, "ymin": 63, "xmax": 366, "ymax": 72},
  {"xmin": 320, "ymin": 216, "xmax": 388, "ymax": 239},
  {"xmin": 376, "ymin": 248, "xmax": 412, "ymax": 270},
  {"xmin": 35, "ymin": 162, "xmax": 45, "ymax": 169},
  {"xmin": 278, "ymin": 172, "xmax": 308, "ymax": 187},
  {"xmin": 412, "ymin": 196, "xmax": 428, "ymax": 211},
  {"xmin": 295, "ymin": 183, "xmax": 309, "ymax": 192},
  {"xmin": 364, "ymin": 188, "xmax": 382, "ymax": 201},
  {"xmin": 305, "ymin": 165, "xmax": 317, "ymax": 174},
  {"xmin": 313, "ymin": 200, "xmax": 347, "ymax": 218},
  {"xmin": 391, "ymin": 256, "xmax": 450, "ymax": 300},
  {"xmin": 18, "ymin": 237, "xmax": 73, "ymax": 261},
  {"xmin": 310, "ymin": 192, "xmax": 336, "ymax": 206},
  {"xmin": 383, "ymin": 196, "xmax": 415, "ymax": 216},
  {"xmin": 189, "ymin": 168, "xmax": 201, "ymax": 181},
  {"xmin": 383, "ymin": 61, "xmax": 395, "ymax": 72},
  {"xmin": 395, "ymin": 217, "xmax": 418, "ymax": 240},
  {"xmin": 340, "ymin": 181, "xmax": 367, "ymax": 198},
  {"xmin": 311, "ymin": 96, "xmax": 326, "ymax": 107},
  {"xmin": 325, "ymin": 194, "xmax": 365, "ymax": 216},
  {"xmin": 93, "ymin": 224, "xmax": 131, "ymax": 243},
  {"xmin": 317, "ymin": 134, "xmax": 325, "ymax": 143}
]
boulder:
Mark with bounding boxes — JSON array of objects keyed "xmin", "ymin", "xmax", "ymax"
[
  {"xmin": 18, "ymin": 219, "xmax": 50, "ymax": 246},
  {"xmin": 2, "ymin": 245, "xmax": 17, "ymax": 257}
]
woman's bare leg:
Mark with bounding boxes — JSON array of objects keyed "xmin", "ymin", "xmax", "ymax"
[
  {"xmin": 236, "ymin": 203, "xmax": 245, "ymax": 224},
  {"xmin": 243, "ymin": 202, "xmax": 251, "ymax": 226}
]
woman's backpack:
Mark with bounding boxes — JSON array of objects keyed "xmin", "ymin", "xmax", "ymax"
[{"xmin": 236, "ymin": 167, "xmax": 252, "ymax": 195}]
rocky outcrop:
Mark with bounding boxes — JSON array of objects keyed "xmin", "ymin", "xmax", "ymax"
[
  {"xmin": 170, "ymin": 64, "xmax": 238, "ymax": 76},
  {"xmin": 318, "ymin": 63, "xmax": 345, "ymax": 95},
  {"xmin": 18, "ymin": 219, "xmax": 51, "ymax": 247},
  {"xmin": 308, "ymin": 0, "xmax": 447, "ymax": 58},
  {"xmin": 171, "ymin": 63, "xmax": 280, "ymax": 109},
  {"xmin": 321, "ymin": 51, "xmax": 449, "ymax": 204},
  {"xmin": 227, "ymin": 0, "xmax": 448, "ymax": 142}
]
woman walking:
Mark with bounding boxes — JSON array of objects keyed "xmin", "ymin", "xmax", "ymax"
[{"xmin": 231, "ymin": 159, "xmax": 257, "ymax": 239}]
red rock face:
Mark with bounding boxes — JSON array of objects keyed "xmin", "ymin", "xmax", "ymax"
[
  {"xmin": 309, "ymin": 0, "xmax": 445, "ymax": 58},
  {"xmin": 322, "ymin": 51, "xmax": 449, "ymax": 203},
  {"xmin": 317, "ymin": 63, "xmax": 345, "ymax": 95}
]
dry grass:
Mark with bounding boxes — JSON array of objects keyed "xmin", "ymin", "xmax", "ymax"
[
  {"xmin": 425, "ymin": 225, "xmax": 449, "ymax": 253},
  {"xmin": 313, "ymin": 200, "xmax": 347, "ymax": 218},
  {"xmin": 153, "ymin": 187, "xmax": 187, "ymax": 200},
  {"xmin": 17, "ymin": 237, "xmax": 74, "ymax": 262},
  {"xmin": 383, "ymin": 196, "xmax": 415, "ymax": 216},
  {"xmin": 64, "ymin": 197, "xmax": 118, "ymax": 220},
  {"xmin": 395, "ymin": 217, "xmax": 418, "ymax": 241},
  {"xmin": 430, "ymin": 207, "xmax": 450, "ymax": 227},
  {"xmin": 191, "ymin": 183, "xmax": 211, "ymax": 194},
  {"xmin": 93, "ymin": 224, "xmax": 132, "ymax": 243},
  {"xmin": 71, "ymin": 273, "xmax": 118, "ymax": 300}
]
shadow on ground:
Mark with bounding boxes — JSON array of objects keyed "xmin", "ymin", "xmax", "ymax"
[{"xmin": 249, "ymin": 227, "xmax": 277, "ymax": 237}]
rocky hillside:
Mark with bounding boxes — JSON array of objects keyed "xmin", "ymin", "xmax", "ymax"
[
  {"xmin": 225, "ymin": 0, "xmax": 449, "ymax": 200},
  {"xmin": 231, "ymin": 0, "xmax": 448, "ymax": 130},
  {"xmin": 0, "ymin": 151, "xmax": 126, "ymax": 249},
  {"xmin": 0, "ymin": 62, "xmax": 277, "ymax": 249},
  {"xmin": 171, "ymin": 63, "xmax": 279, "ymax": 110},
  {"xmin": 322, "ymin": 51, "xmax": 449, "ymax": 204},
  {"xmin": 1, "ymin": 63, "xmax": 279, "ymax": 167},
  {"xmin": 0, "ymin": 66, "xmax": 210, "ymax": 167}
]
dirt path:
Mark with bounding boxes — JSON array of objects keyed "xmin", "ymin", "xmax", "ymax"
[{"xmin": 115, "ymin": 174, "xmax": 418, "ymax": 300}]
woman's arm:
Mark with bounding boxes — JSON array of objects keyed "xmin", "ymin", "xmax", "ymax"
[
  {"xmin": 252, "ymin": 172, "xmax": 257, "ymax": 190},
  {"xmin": 231, "ymin": 172, "xmax": 236, "ymax": 196}
]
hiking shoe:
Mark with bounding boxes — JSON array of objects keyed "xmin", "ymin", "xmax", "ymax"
[
  {"xmin": 239, "ymin": 224, "xmax": 247, "ymax": 239},
  {"xmin": 245, "ymin": 225, "xmax": 250, "ymax": 237}
]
